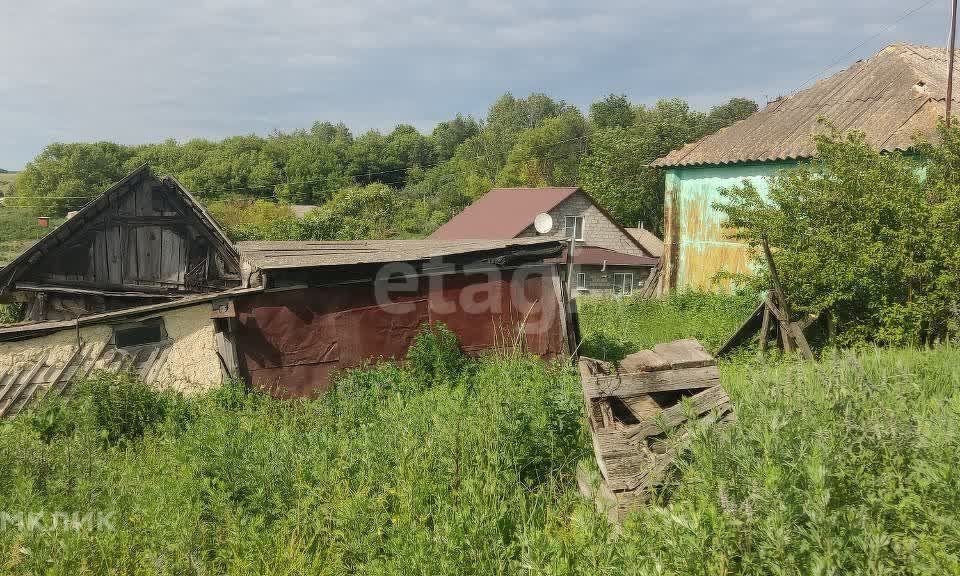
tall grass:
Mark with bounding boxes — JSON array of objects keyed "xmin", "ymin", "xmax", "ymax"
[
  {"xmin": 577, "ymin": 290, "xmax": 760, "ymax": 361},
  {"xmin": 0, "ymin": 304, "xmax": 958, "ymax": 573}
]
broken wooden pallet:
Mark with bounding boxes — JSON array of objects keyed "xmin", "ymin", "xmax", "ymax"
[{"xmin": 578, "ymin": 338, "xmax": 735, "ymax": 521}]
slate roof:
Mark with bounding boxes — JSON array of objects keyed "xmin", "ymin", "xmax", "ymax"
[
  {"xmin": 237, "ymin": 238, "xmax": 564, "ymax": 270},
  {"xmin": 429, "ymin": 187, "xmax": 580, "ymax": 240},
  {"xmin": 652, "ymin": 43, "xmax": 960, "ymax": 168}
]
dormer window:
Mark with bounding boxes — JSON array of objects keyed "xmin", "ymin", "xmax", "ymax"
[{"xmin": 565, "ymin": 216, "xmax": 584, "ymax": 241}]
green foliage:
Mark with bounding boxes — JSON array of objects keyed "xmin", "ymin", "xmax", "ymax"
[
  {"xmin": 716, "ymin": 123, "xmax": 960, "ymax": 346},
  {"xmin": 8, "ymin": 92, "xmax": 758, "ymax": 246},
  {"xmin": 1, "ymin": 301, "xmax": 959, "ymax": 573},
  {"xmin": 80, "ymin": 370, "xmax": 169, "ymax": 445},
  {"xmin": 577, "ymin": 290, "xmax": 761, "ymax": 360},
  {"xmin": 10, "ymin": 142, "xmax": 132, "ymax": 214},
  {"xmin": 297, "ymin": 183, "xmax": 405, "ymax": 240},
  {"xmin": 205, "ymin": 196, "xmax": 299, "ymax": 241},
  {"xmin": 0, "ymin": 209, "xmax": 64, "ymax": 266},
  {"xmin": 0, "ymin": 303, "xmax": 22, "ymax": 325},
  {"xmin": 581, "ymin": 97, "xmax": 756, "ymax": 231},
  {"xmin": 589, "ymin": 94, "xmax": 634, "ymax": 129},
  {"xmin": 404, "ymin": 322, "xmax": 465, "ymax": 388},
  {"xmin": 497, "ymin": 109, "xmax": 590, "ymax": 187}
]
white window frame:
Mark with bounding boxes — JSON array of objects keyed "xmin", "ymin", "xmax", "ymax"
[
  {"xmin": 564, "ymin": 216, "xmax": 584, "ymax": 241},
  {"xmin": 613, "ymin": 272, "xmax": 634, "ymax": 296},
  {"xmin": 576, "ymin": 272, "xmax": 587, "ymax": 290}
]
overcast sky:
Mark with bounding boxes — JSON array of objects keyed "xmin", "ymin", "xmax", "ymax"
[{"xmin": 0, "ymin": 0, "xmax": 952, "ymax": 169}]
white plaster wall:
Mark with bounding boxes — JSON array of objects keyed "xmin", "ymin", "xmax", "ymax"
[{"xmin": 0, "ymin": 303, "xmax": 222, "ymax": 396}]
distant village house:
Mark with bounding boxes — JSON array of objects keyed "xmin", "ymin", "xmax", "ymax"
[{"xmin": 430, "ymin": 187, "xmax": 660, "ymax": 296}]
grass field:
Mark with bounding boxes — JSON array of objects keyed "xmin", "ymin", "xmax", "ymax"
[
  {"xmin": 0, "ymin": 208, "xmax": 64, "ymax": 266},
  {"xmin": 0, "ymin": 295, "xmax": 958, "ymax": 574}
]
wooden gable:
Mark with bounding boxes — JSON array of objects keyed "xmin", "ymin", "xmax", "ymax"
[{"xmin": 1, "ymin": 166, "xmax": 240, "ymax": 297}]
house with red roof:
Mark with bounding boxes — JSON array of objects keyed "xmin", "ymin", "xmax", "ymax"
[{"xmin": 430, "ymin": 187, "xmax": 660, "ymax": 296}]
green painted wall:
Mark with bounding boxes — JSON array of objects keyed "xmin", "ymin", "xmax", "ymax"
[{"xmin": 664, "ymin": 161, "xmax": 795, "ymax": 291}]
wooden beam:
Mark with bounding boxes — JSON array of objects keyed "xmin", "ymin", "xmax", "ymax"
[{"xmin": 582, "ymin": 365, "xmax": 721, "ymax": 400}]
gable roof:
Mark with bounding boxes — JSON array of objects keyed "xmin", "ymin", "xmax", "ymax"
[
  {"xmin": 430, "ymin": 187, "xmax": 579, "ymax": 240},
  {"xmin": 652, "ymin": 43, "xmax": 960, "ymax": 168},
  {"xmin": 428, "ymin": 186, "xmax": 656, "ymax": 258},
  {"xmin": 625, "ymin": 228, "xmax": 663, "ymax": 258},
  {"xmin": 0, "ymin": 166, "xmax": 239, "ymax": 292}
]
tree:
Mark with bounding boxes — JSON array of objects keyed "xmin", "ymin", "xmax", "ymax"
[
  {"xmin": 496, "ymin": 110, "xmax": 590, "ymax": 187},
  {"xmin": 716, "ymin": 124, "xmax": 960, "ymax": 346},
  {"xmin": 590, "ymin": 94, "xmax": 634, "ymax": 129},
  {"xmin": 296, "ymin": 183, "xmax": 404, "ymax": 240},
  {"xmin": 10, "ymin": 142, "xmax": 133, "ymax": 214},
  {"xmin": 431, "ymin": 115, "xmax": 480, "ymax": 160},
  {"xmin": 702, "ymin": 97, "xmax": 758, "ymax": 135}
]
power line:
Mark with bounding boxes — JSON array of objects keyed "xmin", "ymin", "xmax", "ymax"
[{"xmin": 791, "ymin": 0, "xmax": 940, "ymax": 95}]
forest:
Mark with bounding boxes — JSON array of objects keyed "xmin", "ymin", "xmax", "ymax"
[{"xmin": 6, "ymin": 93, "xmax": 757, "ymax": 241}]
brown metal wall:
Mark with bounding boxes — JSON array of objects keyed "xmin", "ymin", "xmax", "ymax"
[{"xmin": 233, "ymin": 268, "xmax": 565, "ymax": 398}]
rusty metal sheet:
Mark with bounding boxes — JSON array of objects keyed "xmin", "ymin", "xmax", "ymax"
[{"xmin": 234, "ymin": 268, "xmax": 566, "ymax": 398}]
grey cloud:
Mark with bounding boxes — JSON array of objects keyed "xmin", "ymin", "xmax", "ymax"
[{"xmin": 0, "ymin": 0, "xmax": 951, "ymax": 168}]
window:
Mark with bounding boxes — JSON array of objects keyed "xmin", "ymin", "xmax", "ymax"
[
  {"xmin": 576, "ymin": 272, "xmax": 587, "ymax": 290},
  {"xmin": 113, "ymin": 318, "xmax": 167, "ymax": 349},
  {"xmin": 613, "ymin": 273, "xmax": 634, "ymax": 296},
  {"xmin": 564, "ymin": 216, "xmax": 584, "ymax": 240}
]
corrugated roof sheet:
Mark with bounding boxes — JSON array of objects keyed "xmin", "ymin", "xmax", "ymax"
[
  {"xmin": 429, "ymin": 187, "xmax": 579, "ymax": 239},
  {"xmin": 625, "ymin": 228, "xmax": 663, "ymax": 258},
  {"xmin": 237, "ymin": 238, "xmax": 563, "ymax": 270},
  {"xmin": 652, "ymin": 43, "xmax": 960, "ymax": 168}
]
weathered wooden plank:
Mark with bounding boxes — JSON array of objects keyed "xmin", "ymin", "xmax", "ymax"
[
  {"xmin": 106, "ymin": 224, "xmax": 123, "ymax": 285},
  {"xmin": 136, "ymin": 226, "xmax": 162, "ymax": 281},
  {"xmin": 135, "ymin": 180, "xmax": 155, "ymax": 217},
  {"xmin": 716, "ymin": 301, "xmax": 764, "ymax": 357},
  {"xmin": 652, "ymin": 339, "xmax": 716, "ymax": 369},
  {"xmin": 619, "ymin": 349, "xmax": 670, "ymax": 372},
  {"xmin": 622, "ymin": 385, "xmax": 730, "ymax": 441},
  {"xmin": 160, "ymin": 228, "xmax": 184, "ymax": 284},
  {"xmin": 0, "ymin": 354, "xmax": 48, "ymax": 417},
  {"xmin": 124, "ymin": 226, "xmax": 139, "ymax": 282},
  {"xmin": 758, "ymin": 304, "xmax": 771, "ymax": 353},
  {"xmin": 92, "ymin": 230, "xmax": 108, "ymax": 283},
  {"xmin": 583, "ymin": 365, "xmax": 720, "ymax": 400}
]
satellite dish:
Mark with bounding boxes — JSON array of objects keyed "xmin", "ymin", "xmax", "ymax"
[{"xmin": 533, "ymin": 213, "xmax": 553, "ymax": 234}]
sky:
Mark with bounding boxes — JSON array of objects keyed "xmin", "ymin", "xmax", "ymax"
[{"xmin": 0, "ymin": 0, "xmax": 953, "ymax": 169}]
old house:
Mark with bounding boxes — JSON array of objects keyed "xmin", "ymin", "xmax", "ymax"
[
  {"xmin": 652, "ymin": 43, "xmax": 960, "ymax": 291},
  {"xmin": 0, "ymin": 166, "xmax": 574, "ymax": 413},
  {"xmin": 430, "ymin": 187, "xmax": 659, "ymax": 296},
  {"xmin": 0, "ymin": 166, "xmax": 241, "ymax": 321}
]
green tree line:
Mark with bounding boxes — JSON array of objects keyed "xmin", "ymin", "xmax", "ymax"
[{"xmin": 8, "ymin": 93, "xmax": 757, "ymax": 240}]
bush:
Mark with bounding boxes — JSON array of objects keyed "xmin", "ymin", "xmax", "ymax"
[
  {"xmin": 405, "ymin": 322, "xmax": 465, "ymax": 387},
  {"xmin": 80, "ymin": 370, "xmax": 168, "ymax": 445}
]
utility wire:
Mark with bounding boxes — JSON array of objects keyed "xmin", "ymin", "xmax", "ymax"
[{"xmin": 791, "ymin": 0, "xmax": 940, "ymax": 94}]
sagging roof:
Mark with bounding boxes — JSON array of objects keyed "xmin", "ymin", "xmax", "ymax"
[
  {"xmin": 237, "ymin": 237, "xmax": 565, "ymax": 270},
  {"xmin": 652, "ymin": 43, "xmax": 960, "ymax": 168},
  {"xmin": 429, "ymin": 187, "xmax": 580, "ymax": 240},
  {"xmin": 625, "ymin": 228, "xmax": 663, "ymax": 258}
]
